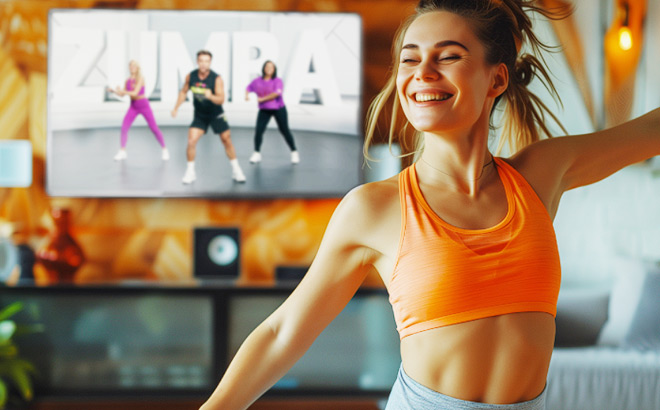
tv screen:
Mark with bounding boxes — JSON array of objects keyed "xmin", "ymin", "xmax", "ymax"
[{"xmin": 47, "ymin": 9, "xmax": 363, "ymax": 198}]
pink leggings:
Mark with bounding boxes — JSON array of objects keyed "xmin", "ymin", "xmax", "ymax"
[{"xmin": 120, "ymin": 98, "xmax": 165, "ymax": 148}]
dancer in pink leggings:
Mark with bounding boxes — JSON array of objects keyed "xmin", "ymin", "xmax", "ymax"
[{"xmin": 108, "ymin": 60, "xmax": 169, "ymax": 161}]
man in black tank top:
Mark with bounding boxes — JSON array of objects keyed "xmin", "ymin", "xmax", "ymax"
[{"xmin": 171, "ymin": 50, "xmax": 246, "ymax": 184}]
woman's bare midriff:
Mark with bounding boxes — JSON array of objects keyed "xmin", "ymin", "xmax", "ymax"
[
  {"xmin": 399, "ymin": 311, "xmax": 555, "ymax": 405},
  {"xmin": 364, "ymin": 177, "xmax": 556, "ymax": 405}
]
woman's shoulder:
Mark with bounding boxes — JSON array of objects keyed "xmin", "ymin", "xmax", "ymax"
[
  {"xmin": 323, "ymin": 176, "xmax": 401, "ymax": 255},
  {"xmin": 349, "ymin": 174, "xmax": 399, "ymax": 200},
  {"xmin": 335, "ymin": 176, "xmax": 400, "ymax": 226}
]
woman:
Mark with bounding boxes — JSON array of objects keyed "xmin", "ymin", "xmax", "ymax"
[
  {"xmin": 200, "ymin": 1, "xmax": 660, "ymax": 409},
  {"xmin": 108, "ymin": 60, "xmax": 169, "ymax": 161},
  {"xmin": 245, "ymin": 60, "xmax": 300, "ymax": 164}
]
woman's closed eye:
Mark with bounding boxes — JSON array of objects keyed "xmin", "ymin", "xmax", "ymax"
[
  {"xmin": 439, "ymin": 55, "xmax": 461, "ymax": 62},
  {"xmin": 400, "ymin": 55, "xmax": 461, "ymax": 64}
]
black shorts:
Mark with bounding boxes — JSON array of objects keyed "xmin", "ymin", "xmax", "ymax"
[{"xmin": 191, "ymin": 113, "xmax": 230, "ymax": 134}]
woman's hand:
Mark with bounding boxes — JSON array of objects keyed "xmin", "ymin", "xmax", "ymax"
[{"xmin": 109, "ymin": 86, "xmax": 125, "ymax": 97}]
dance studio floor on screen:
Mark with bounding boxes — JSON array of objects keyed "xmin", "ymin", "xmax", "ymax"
[{"xmin": 48, "ymin": 126, "xmax": 362, "ymax": 198}]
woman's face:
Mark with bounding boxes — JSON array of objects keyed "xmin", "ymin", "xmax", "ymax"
[
  {"xmin": 396, "ymin": 11, "xmax": 501, "ymax": 135},
  {"xmin": 264, "ymin": 62, "xmax": 275, "ymax": 77},
  {"xmin": 129, "ymin": 61, "xmax": 138, "ymax": 75}
]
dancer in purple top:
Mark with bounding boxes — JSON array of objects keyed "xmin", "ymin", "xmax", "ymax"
[
  {"xmin": 107, "ymin": 60, "xmax": 169, "ymax": 161},
  {"xmin": 245, "ymin": 60, "xmax": 299, "ymax": 164}
]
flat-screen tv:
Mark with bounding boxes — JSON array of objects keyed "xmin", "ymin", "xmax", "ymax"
[{"xmin": 47, "ymin": 9, "xmax": 363, "ymax": 198}]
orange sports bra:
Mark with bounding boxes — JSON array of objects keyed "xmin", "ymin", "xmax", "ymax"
[{"xmin": 388, "ymin": 157, "xmax": 561, "ymax": 339}]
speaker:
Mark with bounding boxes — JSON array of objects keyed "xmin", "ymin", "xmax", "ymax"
[{"xmin": 194, "ymin": 227, "xmax": 240, "ymax": 280}]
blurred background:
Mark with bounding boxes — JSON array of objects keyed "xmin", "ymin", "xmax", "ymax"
[{"xmin": 1, "ymin": 0, "xmax": 660, "ymax": 409}]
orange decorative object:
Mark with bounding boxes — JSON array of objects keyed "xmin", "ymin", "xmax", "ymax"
[
  {"xmin": 604, "ymin": 0, "xmax": 647, "ymax": 127},
  {"xmin": 35, "ymin": 208, "xmax": 85, "ymax": 282},
  {"xmin": 618, "ymin": 26, "xmax": 633, "ymax": 50}
]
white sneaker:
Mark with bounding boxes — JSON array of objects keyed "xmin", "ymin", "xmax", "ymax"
[
  {"xmin": 162, "ymin": 148, "xmax": 170, "ymax": 161},
  {"xmin": 232, "ymin": 167, "xmax": 246, "ymax": 183},
  {"xmin": 182, "ymin": 168, "xmax": 196, "ymax": 184},
  {"xmin": 249, "ymin": 152, "xmax": 262, "ymax": 164},
  {"xmin": 291, "ymin": 151, "xmax": 300, "ymax": 164},
  {"xmin": 113, "ymin": 150, "xmax": 127, "ymax": 161}
]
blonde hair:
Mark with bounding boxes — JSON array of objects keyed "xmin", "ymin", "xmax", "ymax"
[
  {"xmin": 129, "ymin": 60, "xmax": 143, "ymax": 84},
  {"xmin": 364, "ymin": 0, "xmax": 571, "ymax": 167}
]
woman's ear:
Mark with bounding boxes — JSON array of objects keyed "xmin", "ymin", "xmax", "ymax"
[{"xmin": 488, "ymin": 63, "xmax": 509, "ymax": 98}]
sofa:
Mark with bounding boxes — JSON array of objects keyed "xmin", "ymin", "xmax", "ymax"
[{"xmin": 547, "ymin": 261, "xmax": 660, "ymax": 410}]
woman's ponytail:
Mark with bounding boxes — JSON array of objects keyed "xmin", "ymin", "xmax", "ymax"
[{"xmin": 497, "ymin": 52, "xmax": 567, "ymax": 154}]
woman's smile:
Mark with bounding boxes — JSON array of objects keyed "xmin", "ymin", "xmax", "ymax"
[{"xmin": 411, "ymin": 88, "xmax": 455, "ymax": 105}]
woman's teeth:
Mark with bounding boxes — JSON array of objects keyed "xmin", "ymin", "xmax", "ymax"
[{"xmin": 415, "ymin": 93, "xmax": 452, "ymax": 102}]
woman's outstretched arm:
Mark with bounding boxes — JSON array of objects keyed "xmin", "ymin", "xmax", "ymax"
[
  {"xmin": 107, "ymin": 85, "xmax": 125, "ymax": 97},
  {"xmin": 557, "ymin": 107, "xmax": 660, "ymax": 191},
  {"xmin": 199, "ymin": 186, "xmax": 382, "ymax": 410},
  {"xmin": 510, "ymin": 107, "xmax": 660, "ymax": 217}
]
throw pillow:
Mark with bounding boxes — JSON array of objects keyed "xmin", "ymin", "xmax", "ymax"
[
  {"xmin": 621, "ymin": 266, "xmax": 660, "ymax": 350},
  {"xmin": 597, "ymin": 259, "xmax": 648, "ymax": 346}
]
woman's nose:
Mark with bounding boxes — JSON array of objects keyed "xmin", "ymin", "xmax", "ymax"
[{"xmin": 415, "ymin": 60, "xmax": 440, "ymax": 81}]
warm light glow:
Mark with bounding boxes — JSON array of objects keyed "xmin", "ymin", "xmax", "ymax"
[{"xmin": 619, "ymin": 26, "xmax": 633, "ymax": 50}]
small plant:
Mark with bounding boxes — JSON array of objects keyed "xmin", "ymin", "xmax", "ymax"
[{"xmin": 0, "ymin": 302, "xmax": 42, "ymax": 409}]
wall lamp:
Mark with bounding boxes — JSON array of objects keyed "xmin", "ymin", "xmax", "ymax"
[{"xmin": 618, "ymin": 2, "xmax": 633, "ymax": 51}]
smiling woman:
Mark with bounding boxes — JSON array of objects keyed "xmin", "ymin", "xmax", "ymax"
[
  {"xmin": 396, "ymin": 17, "xmax": 500, "ymax": 146},
  {"xmin": 365, "ymin": 0, "xmax": 570, "ymax": 164},
  {"xmin": 198, "ymin": 1, "xmax": 660, "ymax": 409}
]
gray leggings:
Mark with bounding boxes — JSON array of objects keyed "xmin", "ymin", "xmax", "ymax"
[{"xmin": 385, "ymin": 365, "xmax": 547, "ymax": 410}]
